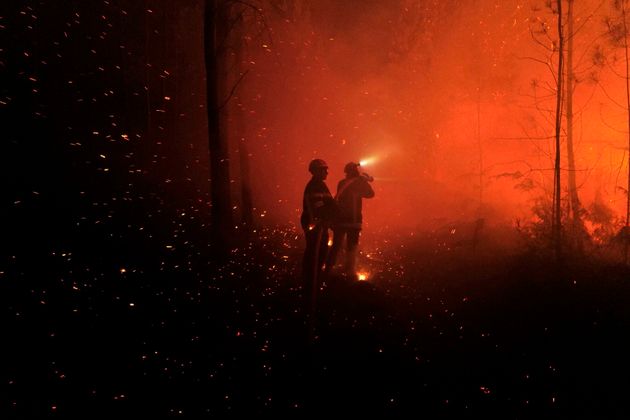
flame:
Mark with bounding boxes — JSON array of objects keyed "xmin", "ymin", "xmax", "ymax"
[
  {"xmin": 357, "ymin": 271, "xmax": 369, "ymax": 281},
  {"xmin": 327, "ymin": 239, "xmax": 333, "ymax": 247}
]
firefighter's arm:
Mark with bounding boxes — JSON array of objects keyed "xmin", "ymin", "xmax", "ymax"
[
  {"xmin": 310, "ymin": 193, "xmax": 327, "ymax": 211},
  {"xmin": 360, "ymin": 177, "xmax": 375, "ymax": 198}
]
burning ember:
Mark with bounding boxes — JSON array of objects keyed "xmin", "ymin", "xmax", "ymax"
[{"xmin": 357, "ymin": 272, "xmax": 369, "ymax": 281}]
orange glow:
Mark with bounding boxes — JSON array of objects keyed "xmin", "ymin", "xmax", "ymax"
[
  {"xmin": 357, "ymin": 272, "xmax": 369, "ymax": 282},
  {"xmin": 205, "ymin": 0, "xmax": 630, "ymax": 248}
]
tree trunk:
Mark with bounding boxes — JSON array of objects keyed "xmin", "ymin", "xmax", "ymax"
[
  {"xmin": 565, "ymin": 0, "xmax": 584, "ymax": 252},
  {"xmin": 205, "ymin": 0, "xmax": 234, "ymax": 248},
  {"xmin": 477, "ymin": 87, "xmax": 483, "ymax": 211},
  {"xmin": 239, "ymin": 139, "xmax": 254, "ymax": 228},
  {"xmin": 622, "ymin": 0, "xmax": 630, "ymax": 262},
  {"xmin": 552, "ymin": 0, "xmax": 564, "ymax": 261},
  {"xmin": 145, "ymin": 0, "xmax": 152, "ymax": 140},
  {"xmin": 233, "ymin": 13, "xmax": 254, "ymax": 231}
]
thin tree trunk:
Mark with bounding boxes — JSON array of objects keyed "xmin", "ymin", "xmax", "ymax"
[
  {"xmin": 622, "ymin": 0, "xmax": 630, "ymax": 262},
  {"xmin": 239, "ymin": 139, "xmax": 254, "ymax": 228},
  {"xmin": 565, "ymin": 0, "xmax": 583, "ymax": 252},
  {"xmin": 477, "ymin": 88, "xmax": 483, "ymax": 210},
  {"xmin": 553, "ymin": 0, "xmax": 564, "ymax": 261},
  {"xmin": 205, "ymin": 0, "xmax": 234, "ymax": 248},
  {"xmin": 145, "ymin": 0, "xmax": 152, "ymax": 140},
  {"xmin": 116, "ymin": 2, "xmax": 129, "ymax": 135},
  {"xmin": 474, "ymin": 85, "xmax": 485, "ymax": 256},
  {"xmin": 233, "ymin": 15, "xmax": 254, "ymax": 230}
]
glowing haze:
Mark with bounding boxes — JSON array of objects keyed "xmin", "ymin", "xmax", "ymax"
[{"xmin": 219, "ymin": 0, "xmax": 630, "ymax": 233}]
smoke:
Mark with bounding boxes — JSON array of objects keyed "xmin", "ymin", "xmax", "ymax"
[{"xmin": 227, "ymin": 0, "xmax": 627, "ymax": 236}]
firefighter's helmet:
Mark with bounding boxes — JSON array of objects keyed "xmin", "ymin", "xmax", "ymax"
[
  {"xmin": 308, "ymin": 159, "xmax": 328, "ymax": 174},
  {"xmin": 344, "ymin": 161, "xmax": 360, "ymax": 176}
]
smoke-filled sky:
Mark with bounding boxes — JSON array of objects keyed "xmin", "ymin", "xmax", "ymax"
[
  {"xmin": 228, "ymin": 0, "xmax": 630, "ymax": 234},
  {"xmin": 3, "ymin": 0, "xmax": 630, "ymax": 236}
]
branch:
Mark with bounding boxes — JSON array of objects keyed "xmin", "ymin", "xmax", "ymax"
[
  {"xmin": 598, "ymin": 80, "xmax": 628, "ymax": 109},
  {"xmin": 490, "ymin": 135, "xmax": 556, "ymax": 140},
  {"xmin": 574, "ymin": 82, "xmax": 598, "ymax": 115},
  {"xmin": 571, "ymin": 0, "xmax": 607, "ymax": 38},
  {"xmin": 218, "ymin": 69, "xmax": 250, "ymax": 111},
  {"xmin": 574, "ymin": 32, "xmax": 607, "ymax": 71},
  {"xmin": 230, "ymin": 0, "xmax": 274, "ymax": 46},
  {"xmin": 598, "ymin": 102, "xmax": 629, "ymax": 133},
  {"xmin": 615, "ymin": 150, "xmax": 627, "ymax": 195},
  {"xmin": 515, "ymin": 54, "xmax": 556, "ymax": 78},
  {"xmin": 607, "ymin": 59, "xmax": 628, "ymax": 79},
  {"xmin": 529, "ymin": 26, "xmax": 554, "ymax": 52}
]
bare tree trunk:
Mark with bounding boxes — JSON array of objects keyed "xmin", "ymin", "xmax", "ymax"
[
  {"xmin": 205, "ymin": 0, "xmax": 234, "ymax": 248},
  {"xmin": 238, "ymin": 139, "xmax": 254, "ymax": 228},
  {"xmin": 565, "ymin": 0, "xmax": 584, "ymax": 252},
  {"xmin": 622, "ymin": 0, "xmax": 630, "ymax": 262},
  {"xmin": 233, "ymin": 15, "xmax": 254, "ymax": 231},
  {"xmin": 477, "ymin": 87, "xmax": 483, "ymax": 210},
  {"xmin": 552, "ymin": 0, "xmax": 564, "ymax": 261},
  {"xmin": 145, "ymin": 0, "xmax": 152, "ymax": 140}
]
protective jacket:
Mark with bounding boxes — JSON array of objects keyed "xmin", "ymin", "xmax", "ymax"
[
  {"xmin": 334, "ymin": 175, "xmax": 375, "ymax": 229},
  {"xmin": 301, "ymin": 178, "xmax": 336, "ymax": 230}
]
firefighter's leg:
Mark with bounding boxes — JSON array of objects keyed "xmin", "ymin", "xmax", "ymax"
[
  {"xmin": 324, "ymin": 228, "xmax": 343, "ymax": 274},
  {"xmin": 345, "ymin": 229, "xmax": 360, "ymax": 276},
  {"xmin": 317, "ymin": 229, "xmax": 329, "ymax": 274},
  {"xmin": 302, "ymin": 228, "xmax": 319, "ymax": 302},
  {"xmin": 308, "ymin": 226, "xmax": 325, "ymax": 341},
  {"xmin": 302, "ymin": 229, "xmax": 315, "ymax": 282}
]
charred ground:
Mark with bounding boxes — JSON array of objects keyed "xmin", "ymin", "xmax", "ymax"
[{"xmin": 3, "ymin": 203, "xmax": 630, "ymax": 418}]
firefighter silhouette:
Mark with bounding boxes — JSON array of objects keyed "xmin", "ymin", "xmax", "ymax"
[
  {"xmin": 301, "ymin": 159, "xmax": 337, "ymax": 291},
  {"xmin": 325, "ymin": 162, "xmax": 374, "ymax": 279}
]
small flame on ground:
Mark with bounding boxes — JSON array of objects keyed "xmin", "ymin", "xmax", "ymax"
[
  {"xmin": 357, "ymin": 272, "xmax": 369, "ymax": 281},
  {"xmin": 327, "ymin": 239, "xmax": 333, "ymax": 247}
]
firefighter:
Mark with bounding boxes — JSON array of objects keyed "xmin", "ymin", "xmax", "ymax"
[
  {"xmin": 325, "ymin": 161, "xmax": 374, "ymax": 279},
  {"xmin": 301, "ymin": 159, "xmax": 336, "ymax": 290}
]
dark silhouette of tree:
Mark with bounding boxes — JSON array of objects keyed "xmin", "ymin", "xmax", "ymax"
[
  {"xmin": 526, "ymin": 0, "xmax": 602, "ymax": 259},
  {"xmin": 521, "ymin": 1, "xmax": 565, "ymax": 259},
  {"xmin": 602, "ymin": 0, "xmax": 630, "ymax": 261},
  {"xmin": 233, "ymin": 16, "xmax": 254, "ymax": 231},
  {"xmin": 204, "ymin": 0, "xmax": 272, "ymax": 243},
  {"xmin": 553, "ymin": 0, "xmax": 564, "ymax": 261},
  {"xmin": 205, "ymin": 0, "xmax": 234, "ymax": 249},
  {"xmin": 565, "ymin": 0, "xmax": 587, "ymax": 252}
]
